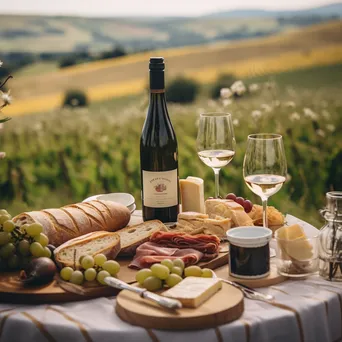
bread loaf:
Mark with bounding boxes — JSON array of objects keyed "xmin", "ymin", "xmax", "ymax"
[
  {"xmin": 54, "ymin": 231, "xmax": 121, "ymax": 269},
  {"xmin": 13, "ymin": 200, "xmax": 130, "ymax": 247}
]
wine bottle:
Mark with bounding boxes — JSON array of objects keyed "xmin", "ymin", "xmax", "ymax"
[{"xmin": 140, "ymin": 57, "xmax": 179, "ymax": 223}]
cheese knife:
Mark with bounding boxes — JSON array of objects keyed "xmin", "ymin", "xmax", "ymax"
[{"xmin": 104, "ymin": 277, "xmax": 183, "ymax": 310}]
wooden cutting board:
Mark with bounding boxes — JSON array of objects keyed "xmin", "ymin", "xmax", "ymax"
[{"xmin": 116, "ymin": 282, "xmax": 244, "ymax": 330}]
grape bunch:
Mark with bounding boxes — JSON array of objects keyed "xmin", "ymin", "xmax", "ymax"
[
  {"xmin": 60, "ymin": 253, "xmax": 120, "ymax": 286},
  {"xmin": 0, "ymin": 209, "xmax": 53, "ymax": 271},
  {"xmin": 135, "ymin": 259, "xmax": 213, "ymax": 292},
  {"xmin": 225, "ymin": 193, "xmax": 253, "ymax": 213}
]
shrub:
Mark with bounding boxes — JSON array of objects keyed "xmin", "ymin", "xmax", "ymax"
[
  {"xmin": 167, "ymin": 77, "xmax": 200, "ymax": 104},
  {"xmin": 100, "ymin": 47, "xmax": 126, "ymax": 60},
  {"xmin": 210, "ymin": 73, "xmax": 236, "ymax": 99},
  {"xmin": 62, "ymin": 89, "xmax": 89, "ymax": 107},
  {"xmin": 59, "ymin": 56, "xmax": 78, "ymax": 68}
]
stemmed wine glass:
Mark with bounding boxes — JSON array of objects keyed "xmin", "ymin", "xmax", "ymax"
[
  {"xmin": 243, "ymin": 134, "xmax": 287, "ymax": 227},
  {"xmin": 196, "ymin": 113, "xmax": 236, "ymax": 198}
]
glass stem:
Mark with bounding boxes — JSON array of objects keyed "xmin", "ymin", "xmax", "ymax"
[
  {"xmin": 262, "ymin": 198, "xmax": 268, "ymax": 228},
  {"xmin": 213, "ymin": 168, "xmax": 220, "ymax": 198}
]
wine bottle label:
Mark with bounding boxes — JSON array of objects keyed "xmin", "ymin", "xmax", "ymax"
[{"xmin": 142, "ymin": 169, "xmax": 178, "ymax": 208}]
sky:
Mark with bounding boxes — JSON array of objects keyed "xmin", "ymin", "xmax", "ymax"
[{"xmin": 0, "ymin": 0, "xmax": 336, "ymax": 17}]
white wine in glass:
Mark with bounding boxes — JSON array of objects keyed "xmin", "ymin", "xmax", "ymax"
[
  {"xmin": 197, "ymin": 113, "xmax": 236, "ymax": 198},
  {"xmin": 243, "ymin": 134, "xmax": 287, "ymax": 227}
]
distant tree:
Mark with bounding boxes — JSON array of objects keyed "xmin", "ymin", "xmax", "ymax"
[
  {"xmin": 62, "ymin": 89, "xmax": 88, "ymax": 107},
  {"xmin": 100, "ymin": 46, "xmax": 126, "ymax": 60},
  {"xmin": 167, "ymin": 77, "xmax": 200, "ymax": 104},
  {"xmin": 59, "ymin": 56, "xmax": 78, "ymax": 68}
]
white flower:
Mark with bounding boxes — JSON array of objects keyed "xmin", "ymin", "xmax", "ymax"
[
  {"xmin": 265, "ymin": 81, "xmax": 276, "ymax": 90},
  {"xmin": 220, "ymin": 88, "xmax": 232, "ymax": 99},
  {"xmin": 289, "ymin": 112, "xmax": 300, "ymax": 121},
  {"xmin": 0, "ymin": 152, "xmax": 6, "ymax": 159},
  {"xmin": 303, "ymin": 108, "xmax": 318, "ymax": 120},
  {"xmin": 261, "ymin": 103, "xmax": 272, "ymax": 113},
  {"xmin": 207, "ymin": 99, "xmax": 216, "ymax": 107},
  {"xmin": 222, "ymin": 99, "xmax": 232, "ymax": 107},
  {"xmin": 248, "ymin": 83, "xmax": 259, "ymax": 93},
  {"xmin": 285, "ymin": 101, "xmax": 296, "ymax": 108},
  {"xmin": 322, "ymin": 110, "xmax": 330, "ymax": 119},
  {"xmin": 251, "ymin": 110, "xmax": 262, "ymax": 120},
  {"xmin": 326, "ymin": 124, "xmax": 335, "ymax": 132},
  {"xmin": 316, "ymin": 129, "xmax": 325, "ymax": 138},
  {"xmin": 71, "ymin": 98, "xmax": 79, "ymax": 106},
  {"xmin": 233, "ymin": 118, "xmax": 239, "ymax": 126},
  {"xmin": 0, "ymin": 61, "xmax": 3, "ymax": 67},
  {"xmin": 231, "ymin": 81, "xmax": 246, "ymax": 96},
  {"xmin": 0, "ymin": 90, "xmax": 12, "ymax": 105}
]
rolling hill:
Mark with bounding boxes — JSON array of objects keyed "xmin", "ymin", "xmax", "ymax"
[{"xmin": 5, "ymin": 20, "xmax": 342, "ymax": 116}]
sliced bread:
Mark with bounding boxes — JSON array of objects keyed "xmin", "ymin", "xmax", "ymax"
[
  {"xmin": 117, "ymin": 220, "xmax": 167, "ymax": 256},
  {"xmin": 54, "ymin": 231, "xmax": 121, "ymax": 269}
]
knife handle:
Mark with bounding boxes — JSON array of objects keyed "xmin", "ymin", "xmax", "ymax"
[{"xmin": 141, "ymin": 291, "xmax": 182, "ymax": 310}]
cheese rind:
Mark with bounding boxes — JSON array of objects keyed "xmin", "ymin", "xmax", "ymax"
[
  {"xmin": 180, "ymin": 177, "xmax": 205, "ymax": 213},
  {"xmin": 162, "ymin": 277, "xmax": 222, "ymax": 308}
]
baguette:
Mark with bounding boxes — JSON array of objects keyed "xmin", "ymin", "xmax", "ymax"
[
  {"xmin": 54, "ymin": 231, "xmax": 121, "ymax": 269},
  {"xmin": 117, "ymin": 220, "xmax": 167, "ymax": 256},
  {"xmin": 13, "ymin": 200, "xmax": 130, "ymax": 247}
]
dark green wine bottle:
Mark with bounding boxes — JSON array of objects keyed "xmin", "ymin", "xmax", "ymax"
[{"xmin": 140, "ymin": 57, "xmax": 179, "ymax": 223}]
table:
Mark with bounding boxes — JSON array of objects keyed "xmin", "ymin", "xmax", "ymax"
[{"xmin": 1, "ymin": 274, "xmax": 341, "ymax": 342}]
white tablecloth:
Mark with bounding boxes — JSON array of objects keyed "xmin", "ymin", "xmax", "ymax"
[{"xmin": 1, "ymin": 275, "xmax": 341, "ymax": 342}]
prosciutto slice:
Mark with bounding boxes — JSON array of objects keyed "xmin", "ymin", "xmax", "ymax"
[
  {"xmin": 129, "ymin": 242, "xmax": 203, "ymax": 269},
  {"xmin": 149, "ymin": 231, "xmax": 220, "ymax": 260}
]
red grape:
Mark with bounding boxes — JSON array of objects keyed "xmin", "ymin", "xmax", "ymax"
[
  {"xmin": 243, "ymin": 200, "xmax": 253, "ymax": 213},
  {"xmin": 235, "ymin": 197, "xmax": 245, "ymax": 206},
  {"xmin": 225, "ymin": 193, "xmax": 236, "ymax": 201}
]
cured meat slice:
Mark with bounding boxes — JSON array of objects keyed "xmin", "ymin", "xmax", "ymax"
[{"xmin": 129, "ymin": 242, "xmax": 203, "ymax": 269}]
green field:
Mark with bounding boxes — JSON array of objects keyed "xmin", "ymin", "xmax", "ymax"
[{"xmin": 0, "ymin": 63, "xmax": 341, "ymax": 228}]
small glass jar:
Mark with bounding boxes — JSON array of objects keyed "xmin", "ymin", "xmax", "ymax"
[{"xmin": 318, "ymin": 191, "xmax": 342, "ymax": 282}]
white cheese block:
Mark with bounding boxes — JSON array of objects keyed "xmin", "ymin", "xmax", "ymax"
[
  {"xmin": 162, "ymin": 276, "xmax": 222, "ymax": 308},
  {"xmin": 180, "ymin": 177, "xmax": 205, "ymax": 213}
]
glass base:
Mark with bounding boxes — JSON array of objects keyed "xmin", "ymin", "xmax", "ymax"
[{"xmin": 319, "ymin": 259, "xmax": 342, "ymax": 282}]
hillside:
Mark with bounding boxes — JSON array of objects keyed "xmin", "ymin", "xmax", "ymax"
[
  {"xmin": 6, "ymin": 20, "xmax": 342, "ymax": 116},
  {"xmin": 0, "ymin": 3, "xmax": 341, "ymax": 53}
]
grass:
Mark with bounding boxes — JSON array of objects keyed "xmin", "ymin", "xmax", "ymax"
[
  {"xmin": 14, "ymin": 61, "xmax": 58, "ymax": 77},
  {"xmin": 7, "ymin": 20, "xmax": 342, "ymax": 116},
  {"xmin": 1, "ymin": 63, "xmax": 341, "ymax": 229}
]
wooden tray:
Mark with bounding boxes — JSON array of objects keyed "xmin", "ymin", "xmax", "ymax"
[{"xmin": 116, "ymin": 282, "xmax": 244, "ymax": 330}]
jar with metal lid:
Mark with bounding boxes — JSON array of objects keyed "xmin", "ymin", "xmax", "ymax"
[{"xmin": 318, "ymin": 191, "xmax": 342, "ymax": 281}]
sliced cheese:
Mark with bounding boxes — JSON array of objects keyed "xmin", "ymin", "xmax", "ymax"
[
  {"xmin": 162, "ymin": 277, "xmax": 222, "ymax": 308},
  {"xmin": 180, "ymin": 177, "xmax": 205, "ymax": 213},
  {"xmin": 276, "ymin": 224, "xmax": 313, "ymax": 261}
]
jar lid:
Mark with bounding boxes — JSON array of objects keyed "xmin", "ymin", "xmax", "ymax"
[{"xmin": 226, "ymin": 227, "xmax": 272, "ymax": 248}]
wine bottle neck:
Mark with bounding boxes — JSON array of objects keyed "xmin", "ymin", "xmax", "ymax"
[{"xmin": 150, "ymin": 69, "xmax": 165, "ymax": 92}]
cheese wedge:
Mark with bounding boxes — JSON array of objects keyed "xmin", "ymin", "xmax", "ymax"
[
  {"xmin": 162, "ymin": 277, "xmax": 222, "ymax": 308},
  {"xmin": 205, "ymin": 199, "xmax": 253, "ymax": 227},
  {"xmin": 180, "ymin": 177, "xmax": 205, "ymax": 213},
  {"xmin": 276, "ymin": 224, "xmax": 313, "ymax": 261}
]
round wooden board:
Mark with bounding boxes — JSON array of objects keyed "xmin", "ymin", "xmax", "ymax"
[
  {"xmin": 215, "ymin": 260, "xmax": 287, "ymax": 288},
  {"xmin": 116, "ymin": 282, "xmax": 244, "ymax": 330}
]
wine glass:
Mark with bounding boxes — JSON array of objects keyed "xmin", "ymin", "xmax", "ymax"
[
  {"xmin": 243, "ymin": 134, "xmax": 287, "ymax": 227},
  {"xmin": 196, "ymin": 113, "xmax": 236, "ymax": 198}
]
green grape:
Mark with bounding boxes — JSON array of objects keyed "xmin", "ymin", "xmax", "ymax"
[
  {"xmin": 201, "ymin": 268, "xmax": 213, "ymax": 278},
  {"xmin": 0, "ymin": 231, "xmax": 11, "ymax": 245},
  {"xmin": 102, "ymin": 260, "xmax": 120, "ymax": 276},
  {"xmin": 18, "ymin": 239, "xmax": 31, "ymax": 256},
  {"xmin": 30, "ymin": 242, "xmax": 45, "ymax": 257},
  {"xmin": 60, "ymin": 267, "xmax": 74, "ymax": 281},
  {"xmin": 94, "ymin": 254, "xmax": 107, "ymax": 267},
  {"xmin": 70, "ymin": 270, "xmax": 84, "ymax": 285},
  {"xmin": 43, "ymin": 247, "xmax": 52, "ymax": 258},
  {"xmin": 3, "ymin": 220, "xmax": 15, "ymax": 233},
  {"xmin": 0, "ymin": 243, "xmax": 15, "ymax": 258},
  {"xmin": 8, "ymin": 254, "xmax": 20, "ymax": 269},
  {"xmin": 97, "ymin": 270, "xmax": 110, "ymax": 285},
  {"xmin": 81, "ymin": 255, "xmax": 95, "ymax": 269},
  {"xmin": 142, "ymin": 276, "xmax": 163, "ymax": 292},
  {"xmin": 26, "ymin": 223, "xmax": 43, "ymax": 237},
  {"xmin": 171, "ymin": 266, "xmax": 183, "ymax": 277},
  {"xmin": 0, "ymin": 214, "xmax": 12, "ymax": 224},
  {"xmin": 166, "ymin": 274, "xmax": 183, "ymax": 288},
  {"xmin": 0, "ymin": 209, "xmax": 9, "ymax": 216},
  {"xmin": 34, "ymin": 233, "xmax": 49, "ymax": 247},
  {"xmin": 78, "ymin": 255, "xmax": 86, "ymax": 264},
  {"xmin": 172, "ymin": 258, "xmax": 185, "ymax": 270},
  {"xmin": 160, "ymin": 259, "xmax": 173, "ymax": 271},
  {"xmin": 136, "ymin": 268, "xmax": 153, "ymax": 285},
  {"xmin": 151, "ymin": 263, "xmax": 170, "ymax": 280},
  {"xmin": 184, "ymin": 266, "xmax": 202, "ymax": 277},
  {"xmin": 84, "ymin": 268, "xmax": 97, "ymax": 281}
]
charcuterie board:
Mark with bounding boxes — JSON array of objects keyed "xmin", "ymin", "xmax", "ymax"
[{"xmin": 116, "ymin": 282, "xmax": 244, "ymax": 330}]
